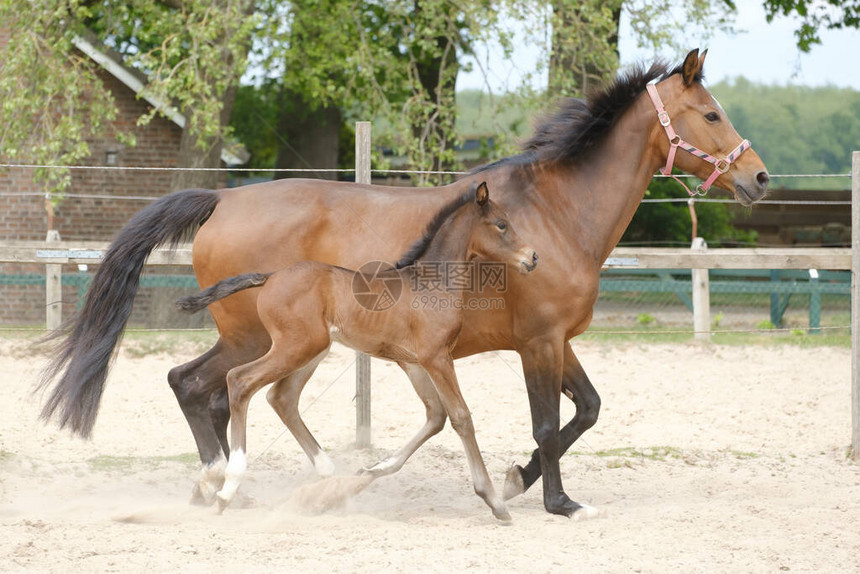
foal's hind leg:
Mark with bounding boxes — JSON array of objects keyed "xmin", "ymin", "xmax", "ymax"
[
  {"xmin": 361, "ymin": 362, "xmax": 447, "ymax": 478},
  {"xmin": 265, "ymin": 348, "xmax": 334, "ymax": 476},
  {"xmin": 217, "ymin": 338, "xmax": 330, "ymax": 511},
  {"xmin": 421, "ymin": 354, "xmax": 510, "ymax": 522},
  {"xmin": 504, "ymin": 342, "xmax": 600, "ymax": 514}
]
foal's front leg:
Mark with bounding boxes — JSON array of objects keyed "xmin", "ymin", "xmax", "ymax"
[
  {"xmin": 421, "ymin": 354, "xmax": 510, "ymax": 522},
  {"xmin": 361, "ymin": 362, "xmax": 447, "ymax": 478}
]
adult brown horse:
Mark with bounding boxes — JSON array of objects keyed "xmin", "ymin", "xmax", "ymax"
[{"xmin": 39, "ymin": 49, "xmax": 769, "ymax": 518}]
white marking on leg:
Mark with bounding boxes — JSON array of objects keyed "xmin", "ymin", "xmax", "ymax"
[
  {"xmin": 313, "ymin": 451, "xmax": 335, "ymax": 477},
  {"xmin": 572, "ymin": 503, "xmax": 601, "ymax": 522},
  {"xmin": 217, "ymin": 448, "xmax": 247, "ymax": 506},
  {"xmin": 197, "ymin": 452, "xmax": 227, "ymax": 502},
  {"xmin": 365, "ymin": 456, "xmax": 399, "ymax": 474}
]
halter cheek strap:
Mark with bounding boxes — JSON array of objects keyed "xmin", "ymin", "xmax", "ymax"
[{"xmin": 646, "ymin": 83, "xmax": 752, "ymax": 197}]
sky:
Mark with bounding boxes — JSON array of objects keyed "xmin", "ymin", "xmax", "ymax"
[{"xmin": 458, "ymin": 1, "xmax": 860, "ymax": 92}]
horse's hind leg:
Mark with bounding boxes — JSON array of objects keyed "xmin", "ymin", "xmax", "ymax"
[
  {"xmin": 504, "ymin": 341, "xmax": 601, "ymax": 507},
  {"xmin": 265, "ymin": 348, "xmax": 333, "ymax": 476},
  {"xmin": 421, "ymin": 355, "xmax": 510, "ymax": 522},
  {"xmin": 361, "ymin": 362, "xmax": 447, "ymax": 479},
  {"xmin": 209, "ymin": 386, "xmax": 231, "ymax": 459},
  {"xmin": 167, "ymin": 341, "xmax": 236, "ymax": 505}
]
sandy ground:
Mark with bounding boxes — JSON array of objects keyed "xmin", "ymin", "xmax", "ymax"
[{"xmin": 1, "ymin": 338, "xmax": 859, "ymax": 573}]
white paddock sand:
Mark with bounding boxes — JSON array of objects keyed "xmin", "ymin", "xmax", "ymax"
[{"xmin": 1, "ymin": 338, "xmax": 858, "ymax": 573}]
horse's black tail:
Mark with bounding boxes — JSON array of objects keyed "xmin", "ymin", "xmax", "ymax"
[
  {"xmin": 36, "ymin": 188, "xmax": 221, "ymax": 438},
  {"xmin": 176, "ymin": 273, "xmax": 271, "ymax": 314}
]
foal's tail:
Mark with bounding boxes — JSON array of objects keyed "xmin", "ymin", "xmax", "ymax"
[
  {"xmin": 176, "ymin": 273, "xmax": 271, "ymax": 314},
  {"xmin": 37, "ymin": 188, "xmax": 221, "ymax": 438}
]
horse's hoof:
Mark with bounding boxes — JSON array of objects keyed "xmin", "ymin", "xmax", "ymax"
[
  {"xmin": 545, "ymin": 494, "xmax": 581, "ymax": 517},
  {"xmin": 571, "ymin": 504, "xmax": 601, "ymax": 522},
  {"xmin": 214, "ymin": 494, "xmax": 231, "ymax": 515},
  {"xmin": 190, "ymin": 482, "xmax": 215, "ymax": 507},
  {"xmin": 503, "ymin": 465, "xmax": 525, "ymax": 501},
  {"xmin": 493, "ymin": 508, "xmax": 513, "ymax": 523}
]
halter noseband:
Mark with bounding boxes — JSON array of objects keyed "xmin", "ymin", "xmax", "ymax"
[{"xmin": 646, "ymin": 83, "xmax": 751, "ymax": 197}]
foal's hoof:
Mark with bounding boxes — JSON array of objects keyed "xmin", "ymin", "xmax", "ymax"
[{"xmin": 503, "ymin": 465, "xmax": 525, "ymax": 501}]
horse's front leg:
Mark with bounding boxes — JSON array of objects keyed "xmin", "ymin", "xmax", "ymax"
[
  {"xmin": 505, "ymin": 341, "xmax": 601, "ymax": 502},
  {"xmin": 518, "ymin": 336, "xmax": 595, "ymax": 518}
]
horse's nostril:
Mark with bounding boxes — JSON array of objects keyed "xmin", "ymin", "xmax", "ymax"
[
  {"xmin": 756, "ymin": 171, "xmax": 770, "ymax": 190},
  {"xmin": 532, "ymin": 252, "xmax": 539, "ymax": 264}
]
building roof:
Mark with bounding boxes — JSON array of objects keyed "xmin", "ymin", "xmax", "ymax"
[{"xmin": 71, "ymin": 31, "xmax": 248, "ymax": 166}]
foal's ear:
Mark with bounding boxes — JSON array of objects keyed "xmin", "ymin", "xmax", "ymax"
[
  {"xmin": 681, "ymin": 48, "xmax": 703, "ymax": 86},
  {"xmin": 475, "ymin": 181, "xmax": 489, "ymax": 206}
]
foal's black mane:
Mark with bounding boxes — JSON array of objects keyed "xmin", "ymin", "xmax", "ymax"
[
  {"xmin": 473, "ymin": 60, "xmax": 701, "ymax": 173},
  {"xmin": 395, "ymin": 188, "xmax": 475, "ymax": 269}
]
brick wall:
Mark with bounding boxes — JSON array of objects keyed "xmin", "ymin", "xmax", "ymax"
[{"xmin": 0, "ymin": 50, "xmax": 223, "ymax": 327}]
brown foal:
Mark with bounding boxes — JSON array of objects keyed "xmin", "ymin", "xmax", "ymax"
[{"xmin": 177, "ymin": 182, "xmax": 537, "ymax": 521}]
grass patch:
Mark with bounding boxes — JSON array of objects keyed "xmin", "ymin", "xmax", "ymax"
[
  {"xmin": 579, "ymin": 326, "xmax": 850, "ymax": 348},
  {"xmin": 574, "ymin": 446, "xmax": 684, "ymax": 461}
]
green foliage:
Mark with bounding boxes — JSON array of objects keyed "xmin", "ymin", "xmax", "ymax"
[
  {"xmin": 90, "ymin": 0, "xmax": 256, "ymax": 146},
  {"xmin": 711, "ymin": 78, "xmax": 860, "ymax": 189},
  {"xmin": 230, "ymin": 82, "xmax": 281, "ymax": 171},
  {"xmin": 763, "ymin": 0, "xmax": 860, "ymax": 51},
  {"xmin": 0, "ymin": 0, "xmax": 255, "ymax": 196},
  {"xmin": 622, "ymin": 176, "xmax": 758, "ymax": 246},
  {"xmin": 637, "ymin": 313, "xmax": 656, "ymax": 325},
  {"xmin": 0, "ymin": 0, "xmax": 117, "ymax": 196}
]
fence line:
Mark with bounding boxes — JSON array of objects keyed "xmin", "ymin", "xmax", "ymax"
[
  {"xmin": 0, "ymin": 161, "xmax": 851, "ymax": 179},
  {"xmin": 1, "ymin": 193, "xmax": 851, "ymax": 207}
]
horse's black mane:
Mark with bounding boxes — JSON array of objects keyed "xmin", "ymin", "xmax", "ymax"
[
  {"xmin": 472, "ymin": 59, "xmax": 701, "ymax": 173},
  {"xmin": 395, "ymin": 188, "xmax": 475, "ymax": 269}
]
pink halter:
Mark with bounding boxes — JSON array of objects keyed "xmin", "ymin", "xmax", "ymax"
[{"xmin": 646, "ymin": 83, "xmax": 751, "ymax": 196}]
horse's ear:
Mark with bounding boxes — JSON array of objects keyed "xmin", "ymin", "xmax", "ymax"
[
  {"xmin": 682, "ymin": 49, "xmax": 701, "ymax": 86},
  {"xmin": 475, "ymin": 181, "xmax": 489, "ymax": 206}
]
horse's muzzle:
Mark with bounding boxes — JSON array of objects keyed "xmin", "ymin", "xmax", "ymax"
[{"xmin": 520, "ymin": 251, "xmax": 539, "ymax": 273}]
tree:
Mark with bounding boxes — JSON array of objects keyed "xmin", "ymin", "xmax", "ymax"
[
  {"xmin": 0, "ymin": 0, "xmax": 256, "ymax": 194},
  {"xmin": 543, "ymin": 0, "xmax": 737, "ymax": 98},
  {"xmin": 763, "ymin": 0, "xmax": 860, "ymax": 51}
]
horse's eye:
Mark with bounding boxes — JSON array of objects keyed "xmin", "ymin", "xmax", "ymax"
[
  {"xmin": 496, "ymin": 221, "xmax": 507, "ymax": 231},
  {"xmin": 705, "ymin": 111, "xmax": 720, "ymax": 122}
]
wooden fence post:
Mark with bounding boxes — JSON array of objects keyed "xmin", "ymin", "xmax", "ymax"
[
  {"xmin": 851, "ymin": 150, "xmax": 860, "ymax": 460},
  {"xmin": 45, "ymin": 230, "xmax": 62, "ymax": 331},
  {"xmin": 355, "ymin": 121, "xmax": 372, "ymax": 449},
  {"xmin": 691, "ymin": 237, "xmax": 710, "ymax": 341}
]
